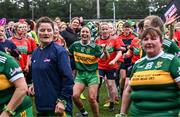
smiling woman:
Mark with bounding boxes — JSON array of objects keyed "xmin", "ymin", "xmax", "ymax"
[
  {"xmin": 69, "ymin": 26, "xmax": 109, "ymax": 117},
  {"xmin": 119, "ymin": 27, "xmax": 180, "ymax": 117},
  {"xmin": 141, "ymin": 27, "xmax": 163, "ymax": 58},
  {"xmin": 80, "ymin": 27, "xmax": 91, "ymax": 44}
]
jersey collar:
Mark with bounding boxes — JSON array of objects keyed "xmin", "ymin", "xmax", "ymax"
[
  {"xmin": 145, "ymin": 51, "xmax": 164, "ymax": 60},
  {"xmin": 80, "ymin": 40, "xmax": 91, "ymax": 46}
]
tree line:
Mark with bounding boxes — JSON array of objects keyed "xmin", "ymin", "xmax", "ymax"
[{"xmin": 0, "ymin": 0, "xmax": 170, "ymax": 21}]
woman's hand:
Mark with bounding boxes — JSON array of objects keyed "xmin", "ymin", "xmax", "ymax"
[
  {"xmin": 27, "ymin": 85, "xmax": 35, "ymax": 96},
  {"xmin": 55, "ymin": 102, "xmax": 65, "ymax": 114},
  {"xmin": 0, "ymin": 111, "xmax": 10, "ymax": 117}
]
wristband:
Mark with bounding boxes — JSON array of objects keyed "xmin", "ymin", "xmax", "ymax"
[
  {"xmin": 56, "ymin": 99, "xmax": 67, "ymax": 108},
  {"xmin": 119, "ymin": 113, "xmax": 128, "ymax": 117},
  {"xmin": 115, "ymin": 113, "xmax": 128, "ymax": 117},
  {"xmin": 3, "ymin": 105, "xmax": 16, "ymax": 116}
]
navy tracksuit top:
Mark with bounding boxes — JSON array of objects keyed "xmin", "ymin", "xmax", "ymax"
[{"xmin": 31, "ymin": 42, "xmax": 74, "ymax": 113}]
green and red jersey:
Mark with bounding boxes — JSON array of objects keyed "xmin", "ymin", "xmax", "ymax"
[
  {"xmin": 119, "ymin": 32, "xmax": 136, "ymax": 47},
  {"xmin": 11, "ymin": 37, "xmax": 32, "ymax": 71},
  {"xmin": 95, "ymin": 37, "xmax": 122, "ymax": 70},
  {"xmin": 118, "ymin": 32, "xmax": 137, "ymax": 65},
  {"xmin": 129, "ymin": 38, "xmax": 141, "ymax": 63}
]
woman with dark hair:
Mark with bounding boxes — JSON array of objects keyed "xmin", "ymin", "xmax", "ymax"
[
  {"xmin": 60, "ymin": 17, "xmax": 81, "ymax": 74},
  {"xmin": 60, "ymin": 17, "xmax": 80, "ymax": 48},
  {"xmin": 0, "ymin": 25, "xmax": 19, "ymax": 59},
  {"xmin": 28, "ymin": 16, "xmax": 74, "ymax": 117}
]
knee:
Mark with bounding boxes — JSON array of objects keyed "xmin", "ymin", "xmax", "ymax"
[
  {"xmin": 72, "ymin": 93, "xmax": 80, "ymax": 100},
  {"xmin": 88, "ymin": 95, "xmax": 97, "ymax": 104},
  {"xmin": 109, "ymin": 85, "xmax": 116, "ymax": 93},
  {"xmin": 108, "ymin": 84, "xmax": 114, "ymax": 91}
]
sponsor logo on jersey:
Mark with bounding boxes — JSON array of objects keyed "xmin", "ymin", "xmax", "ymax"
[
  {"xmin": 155, "ymin": 61, "xmax": 163, "ymax": 68},
  {"xmin": 17, "ymin": 46, "xmax": 28, "ymax": 54},
  {"xmin": 130, "ymin": 70, "xmax": 174, "ymax": 86},
  {"xmin": 74, "ymin": 52, "xmax": 97, "ymax": 64},
  {"xmin": 144, "ymin": 62, "xmax": 154, "ymax": 69},
  {"xmin": 43, "ymin": 58, "xmax": 51, "ymax": 62}
]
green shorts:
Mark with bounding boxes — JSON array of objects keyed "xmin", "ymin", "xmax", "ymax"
[
  {"xmin": 75, "ymin": 70, "xmax": 99, "ymax": 86},
  {"xmin": 15, "ymin": 106, "xmax": 33, "ymax": 117}
]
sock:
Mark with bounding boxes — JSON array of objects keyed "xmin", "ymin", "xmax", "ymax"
[
  {"xmin": 80, "ymin": 108, "xmax": 86, "ymax": 114},
  {"xmin": 109, "ymin": 102, "xmax": 114, "ymax": 108}
]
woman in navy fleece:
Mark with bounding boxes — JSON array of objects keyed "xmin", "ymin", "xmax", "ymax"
[{"xmin": 28, "ymin": 16, "xmax": 74, "ymax": 117}]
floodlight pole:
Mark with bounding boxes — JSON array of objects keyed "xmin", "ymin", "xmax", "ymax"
[
  {"xmin": 69, "ymin": 3, "xmax": 72, "ymax": 22},
  {"xmin": 97, "ymin": 0, "xmax": 100, "ymax": 19},
  {"xmin": 32, "ymin": 0, "xmax": 34, "ymax": 20},
  {"xmin": 113, "ymin": 2, "xmax": 116, "ymax": 25}
]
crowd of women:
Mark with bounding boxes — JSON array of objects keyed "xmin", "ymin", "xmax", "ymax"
[{"xmin": 0, "ymin": 14, "xmax": 180, "ymax": 117}]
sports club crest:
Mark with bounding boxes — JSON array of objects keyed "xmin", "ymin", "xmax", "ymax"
[{"xmin": 155, "ymin": 61, "xmax": 163, "ymax": 68}]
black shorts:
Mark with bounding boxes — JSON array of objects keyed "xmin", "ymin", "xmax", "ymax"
[
  {"xmin": 120, "ymin": 62, "xmax": 133, "ymax": 77},
  {"xmin": 126, "ymin": 64, "xmax": 134, "ymax": 77},
  {"xmin": 120, "ymin": 62, "xmax": 131, "ymax": 70},
  {"xmin": 99, "ymin": 69, "xmax": 117, "ymax": 80}
]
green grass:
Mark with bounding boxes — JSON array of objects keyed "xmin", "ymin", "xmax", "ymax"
[
  {"xmin": 73, "ymin": 82, "xmax": 121, "ymax": 117},
  {"xmin": 32, "ymin": 82, "xmax": 121, "ymax": 117}
]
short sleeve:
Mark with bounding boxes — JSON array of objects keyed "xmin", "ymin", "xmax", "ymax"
[
  {"xmin": 4, "ymin": 56, "xmax": 24, "ymax": 82},
  {"xmin": 170, "ymin": 41, "xmax": 180, "ymax": 57},
  {"xmin": 94, "ymin": 44, "xmax": 103, "ymax": 58},
  {"xmin": 169, "ymin": 56, "xmax": 180, "ymax": 82}
]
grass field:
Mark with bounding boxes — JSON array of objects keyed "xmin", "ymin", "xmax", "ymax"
[
  {"xmin": 33, "ymin": 82, "xmax": 180, "ymax": 117},
  {"xmin": 72, "ymin": 82, "xmax": 121, "ymax": 117},
  {"xmin": 32, "ymin": 82, "xmax": 121, "ymax": 117}
]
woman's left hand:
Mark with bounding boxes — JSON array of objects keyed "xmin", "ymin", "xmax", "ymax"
[
  {"xmin": 109, "ymin": 60, "xmax": 116, "ymax": 66},
  {"xmin": 55, "ymin": 102, "xmax": 65, "ymax": 114},
  {"xmin": 0, "ymin": 111, "xmax": 10, "ymax": 117}
]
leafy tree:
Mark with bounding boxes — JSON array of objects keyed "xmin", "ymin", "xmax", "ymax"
[{"xmin": 0, "ymin": 0, "xmax": 172, "ymax": 21}]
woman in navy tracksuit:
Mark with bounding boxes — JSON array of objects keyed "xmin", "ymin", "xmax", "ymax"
[{"xmin": 28, "ymin": 16, "xmax": 74, "ymax": 117}]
